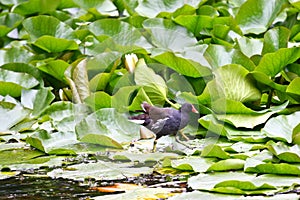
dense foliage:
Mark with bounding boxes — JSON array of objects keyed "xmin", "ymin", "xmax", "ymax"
[{"xmin": 1, "ymin": 0, "xmax": 300, "ymax": 199}]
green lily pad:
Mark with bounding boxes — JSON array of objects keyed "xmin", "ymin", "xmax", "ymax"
[
  {"xmin": 134, "ymin": 59, "xmax": 167, "ymax": 105},
  {"xmin": 255, "ymin": 47, "xmax": 300, "ymax": 77},
  {"xmin": 268, "ymin": 141, "xmax": 300, "ymax": 163},
  {"xmin": 48, "ymin": 160, "xmax": 153, "ymax": 181},
  {"xmin": 88, "ymin": 19, "xmax": 150, "ymax": 48},
  {"xmin": 22, "ymin": 15, "xmax": 75, "ymax": 40},
  {"xmin": 171, "ymin": 156, "xmax": 216, "ymax": 172},
  {"xmin": 236, "ymin": 0, "xmax": 287, "ymax": 34},
  {"xmin": 262, "ymin": 111, "xmax": 300, "ymax": 143},
  {"xmin": 153, "ymin": 52, "xmax": 211, "ymax": 78},
  {"xmin": 198, "ymin": 64, "xmax": 261, "ymax": 104},
  {"xmin": 0, "ymin": 13, "xmax": 23, "ymax": 37},
  {"xmin": 135, "ymin": 0, "xmax": 199, "ymax": 18},
  {"xmin": 244, "ymin": 150, "xmax": 300, "ymax": 175},
  {"xmin": 76, "ymin": 108, "xmax": 140, "ymax": 146},
  {"xmin": 204, "ymin": 45, "xmax": 256, "ymax": 71},
  {"xmin": 188, "ymin": 171, "xmax": 300, "ymax": 195},
  {"xmin": 169, "ymin": 190, "xmax": 300, "ymax": 200},
  {"xmin": 262, "ymin": 26, "xmax": 290, "ymax": 54},
  {"xmin": 33, "ymin": 35, "xmax": 78, "ymax": 53},
  {"xmin": 142, "ymin": 18, "xmax": 197, "ymax": 52},
  {"xmin": 26, "ymin": 129, "xmax": 78, "ymax": 154},
  {"xmin": 0, "ymin": 101, "xmax": 30, "ymax": 132}
]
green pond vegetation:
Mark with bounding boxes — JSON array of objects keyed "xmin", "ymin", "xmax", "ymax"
[{"xmin": 1, "ymin": 0, "xmax": 300, "ymax": 199}]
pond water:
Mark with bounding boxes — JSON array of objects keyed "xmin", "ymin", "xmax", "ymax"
[{"xmin": 0, "ymin": 175, "xmax": 102, "ymax": 199}]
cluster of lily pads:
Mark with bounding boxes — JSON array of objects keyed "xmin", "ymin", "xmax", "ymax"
[{"xmin": 1, "ymin": 0, "xmax": 300, "ymax": 199}]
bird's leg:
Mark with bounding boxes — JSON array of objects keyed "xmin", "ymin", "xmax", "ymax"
[
  {"xmin": 179, "ymin": 130, "xmax": 189, "ymax": 141},
  {"xmin": 152, "ymin": 139, "xmax": 157, "ymax": 152}
]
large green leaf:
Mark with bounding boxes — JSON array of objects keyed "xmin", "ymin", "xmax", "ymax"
[
  {"xmin": 262, "ymin": 26, "xmax": 290, "ymax": 54},
  {"xmin": 262, "ymin": 111, "xmax": 300, "ymax": 143},
  {"xmin": 0, "ymin": 101, "xmax": 30, "ymax": 132},
  {"xmin": 0, "ymin": 148, "xmax": 44, "ymax": 166},
  {"xmin": 134, "ymin": 59, "xmax": 167, "ymax": 105},
  {"xmin": 87, "ymin": 51, "xmax": 122, "ymax": 78},
  {"xmin": 38, "ymin": 60, "xmax": 69, "ymax": 84},
  {"xmin": 0, "ymin": 68, "xmax": 39, "ymax": 97},
  {"xmin": 22, "ymin": 15, "xmax": 75, "ymax": 40},
  {"xmin": 0, "ymin": 68, "xmax": 39, "ymax": 89},
  {"xmin": 0, "ymin": 13, "xmax": 23, "ymax": 37},
  {"xmin": 214, "ymin": 101, "xmax": 288, "ymax": 128},
  {"xmin": 204, "ymin": 45, "xmax": 256, "ymax": 71},
  {"xmin": 268, "ymin": 141, "xmax": 300, "ymax": 163},
  {"xmin": 198, "ymin": 64, "xmax": 261, "ymax": 104},
  {"xmin": 32, "ymin": 35, "xmax": 78, "ymax": 53},
  {"xmin": 26, "ymin": 129, "xmax": 78, "ymax": 154},
  {"xmin": 237, "ymin": 37, "xmax": 263, "ymax": 58},
  {"xmin": 13, "ymin": 0, "xmax": 61, "ymax": 15},
  {"xmin": 153, "ymin": 52, "xmax": 211, "ymax": 78},
  {"xmin": 135, "ymin": 0, "xmax": 200, "ymax": 18},
  {"xmin": 171, "ymin": 156, "xmax": 216, "ymax": 172},
  {"xmin": 88, "ymin": 19, "xmax": 150, "ymax": 48},
  {"xmin": 287, "ymin": 77, "xmax": 300, "ymax": 102},
  {"xmin": 48, "ymin": 160, "xmax": 153, "ymax": 181},
  {"xmin": 41, "ymin": 101, "xmax": 90, "ymax": 133},
  {"xmin": 174, "ymin": 15, "xmax": 213, "ymax": 37},
  {"xmin": 169, "ymin": 191, "xmax": 299, "ymax": 200},
  {"xmin": 21, "ymin": 87, "xmax": 55, "ymax": 117},
  {"xmin": 76, "ymin": 108, "xmax": 140, "ymax": 147},
  {"xmin": 244, "ymin": 150, "xmax": 300, "ymax": 175},
  {"xmin": 235, "ymin": 0, "xmax": 287, "ymax": 34},
  {"xmin": 142, "ymin": 18, "xmax": 197, "ymax": 53},
  {"xmin": 73, "ymin": 0, "xmax": 117, "ymax": 16},
  {"xmin": 255, "ymin": 47, "xmax": 300, "ymax": 77},
  {"xmin": 0, "ymin": 43, "xmax": 34, "ymax": 66},
  {"xmin": 199, "ymin": 114, "xmax": 267, "ymax": 141},
  {"xmin": 188, "ymin": 171, "xmax": 300, "ymax": 195}
]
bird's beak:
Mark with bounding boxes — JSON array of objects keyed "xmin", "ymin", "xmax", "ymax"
[{"xmin": 191, "ymin": 105, "xmax": 199, "ymax": 113}]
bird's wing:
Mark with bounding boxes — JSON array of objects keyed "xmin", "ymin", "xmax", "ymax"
[
  {"xmin": 148, "ymin": 107, "xmax": 175, "ymax": 121},
  {"xmin": 150, "ymin": 117, "xmax": 170, "ymax": 133}
]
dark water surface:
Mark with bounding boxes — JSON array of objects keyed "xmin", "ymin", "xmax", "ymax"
[{"xmin": 0, "ymin": 175, "xmax": 101, "ymax": 200}]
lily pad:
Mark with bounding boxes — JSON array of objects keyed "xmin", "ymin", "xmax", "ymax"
[
  {"xmin": 235, "ymin": 0, "xmax": 287, "ymax": 34},
  {"xmin": 48, "ymin": 160, "xmax": 153, "ymax": 181},
  {"xmin": 76, "ymin": 108, "xmax": 140, "ymax": 147},
  {"xmin": 262, "ymin": 111, "xmax": 300, "ymax": 143},
  {"xmin": 268, "ymin": 141, "xmax": 300, "ymax": 163}
]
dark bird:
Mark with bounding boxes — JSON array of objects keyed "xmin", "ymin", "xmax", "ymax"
[{"xmin": 129, "ymin": 102, "xmax": 198, "ymax": 150}]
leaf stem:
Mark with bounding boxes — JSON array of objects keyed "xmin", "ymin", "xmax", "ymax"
[{"xmin": 266, "ymin": 88, "xmax": 274, "ymax": 108}]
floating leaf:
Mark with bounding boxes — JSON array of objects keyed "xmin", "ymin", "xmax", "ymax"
[
  {"xmin": 268, "ymin": 141, "xmax": 300, "ymax": 163},
  {"xmin": 255, "ymin": 47, "xmax": 300, "ymax": 77},
  {"xmin": 26, "ymin": 130, "xmax": 78, "ymax": 154},
  {"xmin": 135, "ymin": 0, "xmax": 199, "ymax": 18},
  {"xmin": 262, "ymin": 111, "xmax": 300, "ymax": 143},
  {"xmin": 33, "ymin": 35, "xmax": 78, "ymax": 53},
  {"xmin": 21, "ymin": 87, "xmax": 55, "ymax": 117},
  {"xmin": 171, "ymin": 156, "xmax": 216, "ymax": 172},
  {"xmin": 88, "ymin": 19, "xmax": 150, "ymax": 47},
  {"xmin": 236, "ymin": 0, "xmax": 287, "ymax": 34},
  {"xmin": 143, "ymin": 18, "xmax": 197, "ymax": 52},
  {"xmin": 48, "ymin": 160, "xmax": 153, "ymax": 181},
  {"xmin": 134, "ymin": 59, "xmax": 167, "ymax": 105},
  {"xmin": 198, "ymin": 64, "xmax": 261, "ymax": 104},
  {"xmin": 22, "ymin": 15, "xmax": 75, "ymax": 40},
  {"xmin": 204, "ymin": 45, "xmax": 256, "ymax": 71},
  {"xmin": 0, "ymin": 101, "xmax": 30, "ymax": 132},
  {"xmin": 76, "ymin": 108, "xmax": 140, "ymax": 147},
  {"xmin": 262, "ymin": 26, "xmax": 290, "ymax": 54},
  {"xmin": 188, "ymin": 171, "xmax": 300, "ymax": 195},
  {"xmin": 153, "ymin": 52, "xmax": 211, "ymax": 78}
]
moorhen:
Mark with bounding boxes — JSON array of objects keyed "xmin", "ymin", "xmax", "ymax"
[{"xmin": 130, "ymin": 102, "xmax": 198, "ymax": 151}]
